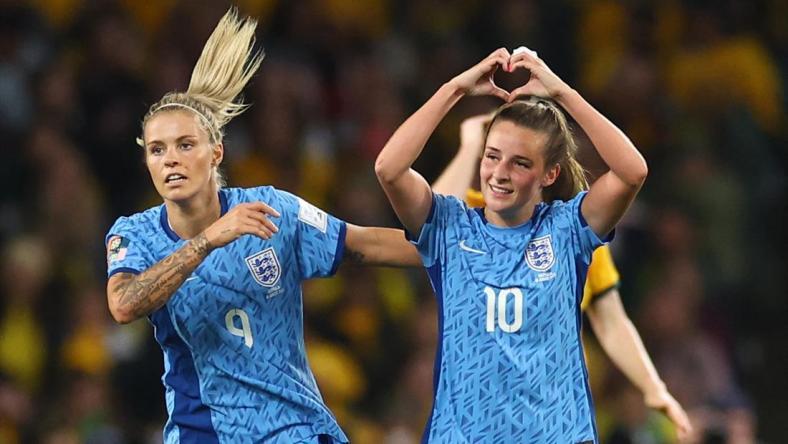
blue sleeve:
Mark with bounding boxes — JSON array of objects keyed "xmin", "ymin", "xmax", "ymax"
[
  {"xmin": 566, "ymin": 191, "xmax": 612, "ymax": 258},
  {"xmin": 408, "ymin": 193, "xmax": 457, "ymax": 268},
  {"xmin": 105, "ymin": 216, "xmax": 155, "ymax": 277},
  {"xmin": 276, "ymin": 190, "xmax": 347, "ymax": 279}
]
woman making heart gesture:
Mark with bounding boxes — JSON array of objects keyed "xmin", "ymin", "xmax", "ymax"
[{"xmin": 375, "ymin": 48, "xmax": 648, "ymax": 443}]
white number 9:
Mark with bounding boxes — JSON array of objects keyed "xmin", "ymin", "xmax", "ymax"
[{"xmin": 225, "ymin": 308, "xmax": 254, "ymax": 348}]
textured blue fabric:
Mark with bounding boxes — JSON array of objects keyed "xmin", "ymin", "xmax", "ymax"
[
  {"xmin": 414, "ymin": 192, "xmax": 604, "ymax": 444},
  {"xmin": 106, "ymin": 187, "xmax": 349, "ymax": 443}
]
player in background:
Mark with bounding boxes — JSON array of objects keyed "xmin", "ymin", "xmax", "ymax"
[
  {"xmin": 433, "ymin": 113, "xmax": 691, "ymax": 441},
  {"xmin": 104, "ymin": 9, "xmax": 418, "ymax": 444},
  {"xmin": 375, "ymin": 46, "xmax": 648, "ymax": 442}
]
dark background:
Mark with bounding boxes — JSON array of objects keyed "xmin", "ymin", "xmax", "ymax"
[{"xmin": 0, "ymin": 0, "xmax": 785, "ymax": 442}]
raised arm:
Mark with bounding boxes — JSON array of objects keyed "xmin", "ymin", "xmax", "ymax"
[
  {"xmin": 431, "ymin": 114, "xmax": 492, "ymax": 199},
  {"xmin": 107, "ymin": 202, "xmax": 279, "ymax": 323},
  {"xmin": 586, "ymin": 291, "xmax": 693, "ymax": 440},
  {"xmin": 509, "ymin": 51, "xmax": 648, "ymax": 237},
  {"xmin": 375, "ymin": 49, "xmax": 511, "ymax": 235}
]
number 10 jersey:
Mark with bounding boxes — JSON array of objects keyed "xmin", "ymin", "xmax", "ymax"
[{"xmin": 412, "ymin": 191, "xmax": 608, "ymax": 444}]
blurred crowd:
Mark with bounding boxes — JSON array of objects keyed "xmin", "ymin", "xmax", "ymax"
[{"xmin": 0, "ymin": 0, "xmax": 786, "ymax": 443}]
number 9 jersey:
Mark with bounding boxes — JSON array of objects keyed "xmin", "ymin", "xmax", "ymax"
[
  {"xmin": 105, "ymin": 187, "xmax": 349, "ymax": 444},
  {"xmin": 412, "ymin": 191, "xmax": 610, "ymax": 444}
]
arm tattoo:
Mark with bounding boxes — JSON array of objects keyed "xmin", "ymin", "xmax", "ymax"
[
  {"xmin": 344, "ymin": 247, "xmax": 366, "ymax": 265},
  {"xmin": 113, "ymin": 233, "xmax": 212, "ymax": 320}
]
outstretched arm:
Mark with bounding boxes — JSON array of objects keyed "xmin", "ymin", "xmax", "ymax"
[
  {"xmin": 343, "ymin": 225, "xmax": 422, "ymax": 267},
  {"xmin": 586, "ymin": 291, "xmax": 692, "ymax": 440},
  {"xmin": 375, "ymin": 49, "xmax": 511, "ymax": 235},
  {"xmin": 107, "ymin": 202, "xmax": 279, "ymax": 323},
  {"xmin": 509, "ymin": 50, "xmax": 648, "ymax": 238},
  {"xmin": 432, "ymin": 114, "xmax": 492, "ymax": 199}
]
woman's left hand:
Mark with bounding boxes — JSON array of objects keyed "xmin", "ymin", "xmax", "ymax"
[
  {"xmin": 507, "ymin": 49, "xmax": 572, "ymax": 101},
  {"xmin": 448, "ymin": 48, "xmax": 512, "ymax": 101}
]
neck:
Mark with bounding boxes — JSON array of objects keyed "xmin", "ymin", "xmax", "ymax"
[
  {"xmin": 484, "ymin": 197, "xmax": 541, "ymax": 228},
  {"xmin": 164, "ymin": 186, "xmax": 221, "ymax": 239}
]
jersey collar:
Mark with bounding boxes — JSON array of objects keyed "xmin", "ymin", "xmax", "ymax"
[{"xmin": 160, "ymin": 190, "xmax": 229, "ymax": 242}]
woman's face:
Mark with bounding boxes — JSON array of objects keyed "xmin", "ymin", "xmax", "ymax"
[
  {"xmin": 479, "ymin": 120, "xmax": 558, "ymax": 224},
  {"xmin": 143, "ymin": 110, "xmax": 222, "ymax": 204}
]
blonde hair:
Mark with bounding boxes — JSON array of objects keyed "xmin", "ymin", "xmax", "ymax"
[
  {"xmin": 139, "ymin": 8, "xmax": 264, "ymax": 187},
  {"xmin": 487, "ymin": 97, "xmax": 588, "ymax": 202}
]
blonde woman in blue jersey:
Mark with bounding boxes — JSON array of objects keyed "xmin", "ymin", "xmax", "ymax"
[
  {"xmin": 104, "ymin": 9, "xmax": 418, "ymax": 444},
  {"xmin": 375, "ymin": 47, "xmax": 648, "ymax": 443}
]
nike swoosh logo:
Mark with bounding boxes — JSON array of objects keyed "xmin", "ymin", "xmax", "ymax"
[
  {"xmin": 185, "ymin": 276, "xmax": 199, "ymax": 282},
  {"xmin": 459, "ymin": 240, "xmax": 487, "ymax": 255}
]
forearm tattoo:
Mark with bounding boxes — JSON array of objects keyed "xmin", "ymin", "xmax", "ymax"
[
  {"xmin": 113, "ymin": 233, "xmax": 212, "ymax": 319},
  {"xmin": 345, "ymin": 247, "xmax": 366, "ymax": 265}
]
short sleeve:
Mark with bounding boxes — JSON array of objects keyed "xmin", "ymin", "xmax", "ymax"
[
  {"xmin": 408, "ymin": 193, "xmax": 458, "ymax": 268},
  {"xmin": 277, "ymin": 190, "xmax": 347, "ymax": 279},
  {"xmin": 105, "ymin": 216, "xmax": 155, "ymax": 277},
  {"xmin": 568, "ymin": 191, "xmax": 612, "ymax": 257}
]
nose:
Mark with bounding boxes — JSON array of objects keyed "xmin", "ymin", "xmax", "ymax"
[
  {"xmin": 162, "ymin": 146, "xmax": 181, "ymax": 167},
  {"xmin": 492, "ymin": 161, "xmax": 510, "ymax": 182}
]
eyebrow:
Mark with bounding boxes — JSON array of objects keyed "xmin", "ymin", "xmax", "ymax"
[
  {"xmin": 484, "ymin": 146, "xmax": 533, "ymax": 162},
  {"xmin": 146, "ymin": 134, "xmax": 199, "ymax": 147}
]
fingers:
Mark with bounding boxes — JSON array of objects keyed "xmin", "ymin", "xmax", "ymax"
[
  {"xmin": 509, "ymin": 59, "xmax": 539, "ymax": 73},
  {"xmin": 669, "ymin": 405, "xmax": 693, "ymax": 441},
  {"xmin": 508, "ymin": 84, "xmax": 535, "ymax": 102},
  {"xmin": 509, "ymin": 49, "xmax": 543, "ymax": 68},
  {"xmin": 485, "ymin": 47, "xmax": 512, "ymax": 71},
  {"xmin": 246, "ymin": 211, "xmax": 279, "ymax": 235},
  {"xmin": 490, "ymin": 86, "xmax": 511, "ymax": 102},
  {"xmin": 245, "ymin": 201, "xmax": 281, "ymax": 218},
  {"xmin": 243, "ymin": 221, "xmax": 275, "ymax": 240}
]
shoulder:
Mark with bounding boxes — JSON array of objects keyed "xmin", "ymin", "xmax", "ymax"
[
  {"xmin": 224, "ymin": 185, "xmax": 278, "ymax": 204},
  {"xmin": 107, "ymin": 205, "xmax": 161, "ymax": 237},
  {"xmin": 105, "ymin": 206, "xmax": 162, "ymax": 255},
  {"xmin": 433, "ymin": 193, "xmax": 468, "ymax": 218},
  {"xmin": 539, "ymin": 191, "xmax": 587, "ymax": 221}
]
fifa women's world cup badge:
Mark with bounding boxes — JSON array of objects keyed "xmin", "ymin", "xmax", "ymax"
[
  {"xmin": 107, "ymin": 235, "xmax": 129, "ymax": 265},
  {"xmin": 525, "ymin": 235, "xmax": 556, "ymax": 282}
]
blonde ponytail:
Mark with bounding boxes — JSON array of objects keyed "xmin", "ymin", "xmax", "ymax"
[
  {"xmin": 138, "ymin": 8, "xmax": 264, "ymax": 188},
  {"xmin": 186, "ymin": 8, "xmax": 263, "ymax": 130}
]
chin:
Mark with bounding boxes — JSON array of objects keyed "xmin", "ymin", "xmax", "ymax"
[{"xmin": 161, "ymin": 187, "xmax": 196, "ymax": 203}]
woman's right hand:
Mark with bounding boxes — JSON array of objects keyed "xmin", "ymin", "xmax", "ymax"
[
  {"xmin": 448, "ymin": 48, "xmax": 511, "ymax": 101},
  {"xmin": 203, "ymin": 202, "xmax": 280, "ymax": 249}
]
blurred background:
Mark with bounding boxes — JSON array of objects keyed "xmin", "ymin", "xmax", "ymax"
[{"xmin": 0, "ymin": 0, "xmax": 786, "ymax": 442}]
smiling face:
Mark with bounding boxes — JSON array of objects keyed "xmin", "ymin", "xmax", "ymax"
[
  {"xmin": 480, "ymin": 119, "xmax": 559, "ymax": 226},
  {"xmin": 143, "ymin": 110, "xmax": 223, "ymax": 204}
]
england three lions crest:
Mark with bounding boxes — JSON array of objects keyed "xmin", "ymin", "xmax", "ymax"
[
  {"xmin": 525, "ymin": 235, "xmax": 555, "ymax": 271},
  {"xmin": 246, "ymin": 248, "xmax": 281, "ymax": 287}
]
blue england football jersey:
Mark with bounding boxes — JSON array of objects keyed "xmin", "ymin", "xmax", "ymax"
[
  {"xmin": 105, "ymin": 186, "xmax": 348, "ymax": 444},
  {"xmin": 413, "ymin": 191, "xmax": 607, "ymax": 444}
]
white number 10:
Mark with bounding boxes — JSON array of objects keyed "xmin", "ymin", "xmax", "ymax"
[
  {"xmin": 485, "ymin": 287, "xmax": 524, "ymax": 333},
  {"xmin": 225, "ymin": 308, "xmax": 254, "ymax": 348}
]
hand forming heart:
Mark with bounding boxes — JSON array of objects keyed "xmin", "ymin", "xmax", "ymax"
[{"xmin": 449, "ymin": 47, "xmax": 571, "ymax": 102}]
